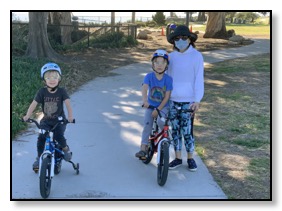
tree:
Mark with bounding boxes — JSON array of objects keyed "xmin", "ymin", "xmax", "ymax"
[
  {"xmin": 226, "ymin": 12, "xmax": 236, "ymax": 23},
  {"xmin": 26, "ymin": 12, "xmax": 64, "ymax": 61},
  {"xmin": 49, "ymin": 12, "xmax": 72, "ymax": 45},
  {"xmin": 111, "ymin": 12, "xmax": 115, "ymax": 32},
  {"xmin": 152, "ymin": 12, "xmax": 166, "ymax": 25},
  {"xmin": 197, "ymin": 12, "xmax": 206, "ymax": 22},
  {"xmin": 132, "ymin": 12, "xmax": 135, "ymax": 23},
  {"xmin": 203, "ymin": 12, "xmax": 227, "ymax": 39}
]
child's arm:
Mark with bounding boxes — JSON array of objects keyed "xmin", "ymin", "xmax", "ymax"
[
  {"xmin": 23, "ymin": 100, "xmax": 38, "ymax": 121},
  {"xmin": 142, "ymin": 84, "xmax": 149, "ymax": 108},
  {"xmin": 157, "ymin": 90, "xmax": 171, "ymax": 111},
  {"xmin": 64, "ymin": 99, "xmax": 74, "ymax": 123},
  {"xmin": 152, "ymin": 90, "xmax": 171, "ymax": 118}
]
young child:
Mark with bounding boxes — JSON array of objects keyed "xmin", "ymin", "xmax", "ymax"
[
  {"xmin": 135, "ymin": 49, "xmax": 173, "ymax": 159},
  {"xmin": 23, "ymin": 62, "xmax": 74, "ymax": 172}
]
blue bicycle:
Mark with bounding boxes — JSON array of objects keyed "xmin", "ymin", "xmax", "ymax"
[{"xmin": 21, "ymin": 117, "xmax": 79, "ymax": 199}]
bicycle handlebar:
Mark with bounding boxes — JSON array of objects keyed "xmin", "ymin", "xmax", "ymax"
[
  {"xmin": 142, "ymin": 104, "xmax": 194, "ymax": 114},
  {"xmin": 20, "ymin": 117, "xmax": 75, "ymax": 130}
]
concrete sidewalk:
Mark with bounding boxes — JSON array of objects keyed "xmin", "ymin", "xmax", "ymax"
[
  {"xmin": 202, "ymin": 39, "xmax": 270, "ymax": 64},
  {"xmin": 11, "ymin": 39, "xmax": 270, "ymax": 199}
]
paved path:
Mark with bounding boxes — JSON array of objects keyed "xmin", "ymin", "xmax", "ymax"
[{"xmin": 11, "ymin": 39, "xmax": 270, "ymax": 200}]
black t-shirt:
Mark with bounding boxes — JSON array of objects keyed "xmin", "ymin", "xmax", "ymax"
[{"xmin": 34, "ymin": 87, "xmax": 70, "ymax": 121}]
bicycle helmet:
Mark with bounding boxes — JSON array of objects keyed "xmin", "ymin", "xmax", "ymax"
[
  {"xmin": 151, "ymin": 49, "xmax": 169, "ymax": 74},
  {"xmin": 40, "ymin": 62, "xmax": 62, "ymax": 79},
  {"xmin": 151, "ymin": 49, "xmax": 169, "ymax": 65},
  {"xmin": 40, "ymin": 62, "xmax": 62, "ymax": 91}
]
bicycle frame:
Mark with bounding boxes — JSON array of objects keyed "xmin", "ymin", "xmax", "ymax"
[{"xmin": 38, "ymin": 131, "xmax": 62, "ymax": 178}]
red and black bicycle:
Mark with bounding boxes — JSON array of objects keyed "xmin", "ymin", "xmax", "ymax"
[{"xmin": 140, "ymin": 105, "xmax": 172, "ymax": 186}]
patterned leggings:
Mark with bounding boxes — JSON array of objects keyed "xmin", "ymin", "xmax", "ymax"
[{"xmin": 169, "ymin": 101, "xmax": 195, "ymax": 153}]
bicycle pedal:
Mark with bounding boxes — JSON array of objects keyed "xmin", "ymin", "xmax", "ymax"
[{"xmin": 33, "ymin": 168, "xmax": 39, "ymax": 173}]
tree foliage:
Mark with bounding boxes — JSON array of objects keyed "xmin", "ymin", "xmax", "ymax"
[{"xmin": 152, "ymin": 12, "xmax": 166, "ymax": 25}]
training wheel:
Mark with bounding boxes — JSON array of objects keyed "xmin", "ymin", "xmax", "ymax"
[{"xmin": 76, "ymin": 163, "xmax": 79, "ymax": 175}]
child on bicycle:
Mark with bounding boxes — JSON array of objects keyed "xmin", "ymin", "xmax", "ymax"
[
  {"xmin": 135, "ymin": 49, "xmax": 173, "ymax": 159},
  {"xmin": 23, "ymin": 62, "xmax": 74, "ymax": 172}
]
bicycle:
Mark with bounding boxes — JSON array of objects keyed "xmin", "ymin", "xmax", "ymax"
[
  {"xmin": 138, "ymin": 105, "xmax": 172, "ymax": 186},
  {"xmin": 21, "ymin": 117, "xmax": 79, "ymax": 199}
]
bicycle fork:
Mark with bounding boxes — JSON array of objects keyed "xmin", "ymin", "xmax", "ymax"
[
  {"xmin": 38, "ymin": 152, "xmax": 55, "ymax": 178},
  {"xmin": 156, "ymin": 138, "xmax": 169, "ymax": 164}
]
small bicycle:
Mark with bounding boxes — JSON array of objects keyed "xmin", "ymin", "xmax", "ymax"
[
  {"xmin": 21, "ymin": 117, "xmax": 79, "ymax": 199},
  {"xmin": 139, "ymin": 105, "xmax": 172, "ymax": 186}
]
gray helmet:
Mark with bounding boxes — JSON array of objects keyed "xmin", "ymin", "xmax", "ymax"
[{"xmin": 167, "ymin": 25, "xmax": 197, "ymax": 44}]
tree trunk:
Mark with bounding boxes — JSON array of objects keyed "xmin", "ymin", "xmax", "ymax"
[
  {"xmin": 197, "ymin": 12, "xmax": 206, "ymax": 22},
  {"xmin": 203, "ymin": 12, "xmax": 227, "ymax": 39},
  {"xmin": 132, "ymin": 12, "xmax": 135, "ymax": 23},
  {"xmin": 26, "ymin": 12, "xmax": 64, "ymax": 61},
  {"xmin": 49, "ymin": 12, "xmax": 72, "ymax": 45},
  {"xmin": 111, "ymin": 12, "xmax": 115, "ymax": 32}
]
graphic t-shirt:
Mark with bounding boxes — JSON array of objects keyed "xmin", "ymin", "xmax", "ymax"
[
  {"xmin": 143, "ymin": 72, "xmax": 173, "ymax": 107},
  {"xmin": 34, "ymin": 87, "xmax": 70, "ymax": 121}
]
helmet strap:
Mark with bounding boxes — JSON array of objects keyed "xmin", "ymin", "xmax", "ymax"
[{"xmin": 152, "ymin": 66, "xmax": 167, "ymax": 75}]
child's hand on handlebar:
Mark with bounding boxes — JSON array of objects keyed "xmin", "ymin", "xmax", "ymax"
[
  {"xmin": 22, "ymin": 116, "xmax": 29, "ymax": 122},
  {"xmin": 152, "ymin": 109, "xmax": 158, "ymax": 118},
  {"xmin": 68, "ymin": 117, "xmax": 74, "ymax": 123},
  {"xmin": 142, "ymin": 102, "xmax": 150, "ymax": 108}
]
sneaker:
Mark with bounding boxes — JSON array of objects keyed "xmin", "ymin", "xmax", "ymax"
[
  {"xmin": 135, "ymin": 150, "xmax": 147, "ymax": 160},
  {"xmin": 169, "ymin": 158, "xmax": 182, "ymax": 169},
  {"xmin": 33, "ymin": 157, "xmax": 39, "ymax": 172},
  {"xmin": 63, "ymin": 150, "xmax": 72, "ymax": 161},
  {"xmin": 188, "ymin": 158, "xmax": 197, "ymax": 172}
]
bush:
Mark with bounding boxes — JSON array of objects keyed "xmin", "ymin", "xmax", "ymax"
[
  {"xmin": 90, "ymin": 31, "xmax": 138, "ymax": 48},
  {"xmin": 12, "ymin": 23, "xmax": 28, "ymax": 56},
  {"xmin": 12, "ymin": 57, "xmax": 49, "ymax": 139}
]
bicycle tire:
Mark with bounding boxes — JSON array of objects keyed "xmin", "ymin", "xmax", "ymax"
[
  {"xmin": 142, "ymin": 140, "xmax": 154, "ymax": 164},
  {"xmin": 157, "ymin": 141, "xmax": 169, "ymax": 186},
  {"xmin": 39, "ymin": 156, "xmax": 52, "ymax": 199}
]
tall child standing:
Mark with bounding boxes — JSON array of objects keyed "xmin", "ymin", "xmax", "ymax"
[
  {"xmin": 166, "ymin": 25, "xmax": 204, "ymax": 171},
  {"xmin": 23, "ymin": 62, "xmax": 74, "ymax": 172},
  {"xmin": 135, "ymin": 50, "xmax": 173, "ymax": 159}
]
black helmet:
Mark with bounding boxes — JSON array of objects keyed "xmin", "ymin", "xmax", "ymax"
[{"xmin": 167, "ymin": 25, "xmax": 197, "ymax": 44}]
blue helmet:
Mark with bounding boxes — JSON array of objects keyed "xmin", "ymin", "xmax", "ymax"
[{"xmin": 40, "ymin": 62, "xmax": 62, "ymax": 79}]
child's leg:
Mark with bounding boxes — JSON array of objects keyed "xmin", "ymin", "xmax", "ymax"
[
  {"xmin": 181, "ymin": 103, "xmax": 195, "ymax": 155},
  {"xmin": 141, "ymin": 108, "xmax": 154, "ymax": 146},
  {"xmin": 156, "ymin": 106, "xmax": 169, "ymax": 130},
  {"xmin": 169, "ymin": 101, "xmax": 182, "ymax": 158},
  {"xmin": 53, "ymin": 123, "xmax": 72, "ymax": 161},
  {"xmin": 136, "ymin": 109, "xmax": 153, "ymax": 158},
  {"xmin": 37, "ymin": 121, "xmax": 51, "ymax": 157}
]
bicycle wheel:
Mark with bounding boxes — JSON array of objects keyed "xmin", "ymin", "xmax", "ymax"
[
  {"xmin": 39, "ymin": 156, "xmax": 52, "ymax": 198},
  {"xmin": 157, "ymin": 141, "xmax": 169, "ymax": 186},
  {"xmin": 142, "ymin": 140, "xmax": 154, "ymax": 164}
]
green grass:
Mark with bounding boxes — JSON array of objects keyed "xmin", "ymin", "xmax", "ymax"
[
  {"xmin": 191, "ymin": 22, "xmax": 270, "ymax": 36},
  {"xmin": 195, "ymin": 54, "xmax": 270, "ymax": 199}
]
